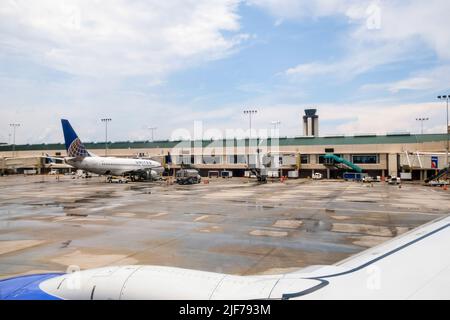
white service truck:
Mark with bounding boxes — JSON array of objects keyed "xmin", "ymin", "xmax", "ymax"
[{"xmin": 312, "ymin": 173, "xmax": 323, "ymax": 180}]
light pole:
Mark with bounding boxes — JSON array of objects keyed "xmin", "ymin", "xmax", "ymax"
[
  {"xmin": 416, "ymin": 117, "xmax": 429, "ymax": 135},
  {"xmin": 9, "ymin": 123, "xmax": 20, "ymax": 158},
  {"xmin": 270, "ymin": 121, "xmax": 281, "ymax": 137},
  {"xmin": 148, "ymin": 127, "xmax": 157, "ymax": 142},
  {"xmin": 437, "ymin": 95, "xmax": 449, "ymax": 166},
  {"xmin": 101, "ymin": 118, "xmax": 112, "ymax": 156},
  {"xmin": 243, "ymin": 110, "xmax": 257, "ymax": 138}
]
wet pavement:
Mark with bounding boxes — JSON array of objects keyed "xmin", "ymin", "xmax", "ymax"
[{"xmin": 0, "ymin": 175, "xmax": 449, "ymax": 279}]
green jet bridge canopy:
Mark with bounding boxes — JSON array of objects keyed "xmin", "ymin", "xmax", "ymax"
[{"xmin": 323, "ymin": 154, "xmax": 363, "ymax": 173}]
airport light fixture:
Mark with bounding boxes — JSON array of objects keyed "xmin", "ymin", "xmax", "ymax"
[
  {"xmin": 415, "ymin": 117, "xmax": 429, "ymax": 135},
  {"xmin": 148, "ymin": 127, "xmax": 157, "ymax": 142},
  {"xmin": 437, "ymin": 95, "xmax": 450, "ymax": 166},
  {"xmin": 271, "ymin": 121, "xmax": 281, "ymax": 129},
  {"xmin": 270, "ymin": 121, "xmax": 281, "ymax": 138},
  {"xmin": 9, "ymin": 123, "xmax": 20, "ymax": 158},
  {"xmin": 101, "ymin": 118, "xmax": 112, "ymax": 156},
  {"xmin": 243, "ymin": 110, "xmax": 258, "ymax": 138}
]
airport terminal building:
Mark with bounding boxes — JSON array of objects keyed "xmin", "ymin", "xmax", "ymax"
[{"xmin": 1, "ymin": 132, "xmax": 448, "ymax": 181}]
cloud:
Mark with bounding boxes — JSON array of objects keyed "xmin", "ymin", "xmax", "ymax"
[
  {"xmin": 0, "ymin": 0, "xmax": 251, "ymax": 144},
  {"xmin": 365, "ymin": 0, "xmax": 450, "ymax": 60},
  {"xmin": 284, "ymin": 42, "xmax": 407, "ymax": 80},
  {"xmin": 249, "ymin": 0, "xmax": 450, "ymax": 56},
  {"xmin": 325, "ymin": 102, "xmax": 446, "ymax": 135},
  {"xmin": 388, "ymin": 78, "xmax": 434, "ymax": 94},
  {"xmin": 245, "ymin": 0, "xmax": 362, "ymax": 20},
  {"xmin": 1, "ymin": 1, "xmax": 448, "ymax": 145},
  {"xmin": 251, "ymin": 1, "xmax": 450, "ymax": 85},
  {"xmin": 0, "ymin": 0, "xmax": 245, "ymax": 77},
  {"xmin": 285, "ymin": 62, "xmax": 331, "ymax": 76},
  {"xmin": 0, "ymin": 87, "xmax": 446, "ymax": 144},
  {"xmin": 361, "ymin": 65, "xmax": 450, "ymax": 94},
  {"xmin": 177, "ymin": 100, "xmax": 449, "ymax": 140},
  {"xmin": 254, "ymin": 101, "xmax": 447, "ymax": 137}
]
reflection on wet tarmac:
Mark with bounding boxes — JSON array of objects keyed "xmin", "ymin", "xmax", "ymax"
[{"xmin": 0, "ymin": 175, "xmax": 449, "ymax": 279}]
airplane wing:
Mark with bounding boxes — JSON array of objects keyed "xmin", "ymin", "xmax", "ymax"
[
  {"xmin": 274, "ymin": 215, "xmax": 450, "ymax": 300},
  {"xmin": 44, "ymin": 154, "xmax": 65, "ymax": 162}
]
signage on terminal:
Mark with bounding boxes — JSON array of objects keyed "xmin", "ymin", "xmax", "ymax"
[{"xmin": 431, "ymin": 156, "xmax": 438, "ymax": 169}]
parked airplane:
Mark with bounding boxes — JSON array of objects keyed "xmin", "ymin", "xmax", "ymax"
[
  {"xmin": 1, "ymin": 215, "xmax": 449, "ymax": 299},
  {"xmin": 57, "ymin": 119, "xmax": 164, "ymax": 180}
]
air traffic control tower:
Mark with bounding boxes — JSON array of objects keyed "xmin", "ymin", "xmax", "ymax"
[{"xmin": 303, "ymin": 109, "xmax": 319, "ymax": 137}]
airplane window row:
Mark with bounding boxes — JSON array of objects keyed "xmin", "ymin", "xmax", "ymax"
[{"xmin": 99, "ymin": 161, "xmax": 153, "ymax": 166}]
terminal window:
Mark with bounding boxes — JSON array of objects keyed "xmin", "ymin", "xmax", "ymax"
[
  {"xmin": 318, "ymin": 154, "xmax": 342, "ymax": 164},
  {"xmin": 352, "ymin": 154, "xmax": 378, "ymax": 164},
  {"xmin": 301, "ymin": 155, "xmax": 309, "ymax": 164},
  {"xmin": 202, "ymin": 155, "xmax": 222, "ymax": 164},
  {"xmin": 237, "ymin": 155, "xmax": 246, "ymax": 164},
  {"xmin": 227, "ymin": 155, "xmax": 246, "ymax": 164},
  {"xmin": 176, "ymin": 155, "xmax": 193, "ymax": 165}
]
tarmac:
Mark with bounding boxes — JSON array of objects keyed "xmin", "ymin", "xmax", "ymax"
[{"xmin": 0, "ymin": 175, "xmax": 449, "ymax": 279}]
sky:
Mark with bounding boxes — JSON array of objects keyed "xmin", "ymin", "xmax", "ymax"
[{"xmin": 1, "ymin": 0, "xmax": 450, "ymax": 144}]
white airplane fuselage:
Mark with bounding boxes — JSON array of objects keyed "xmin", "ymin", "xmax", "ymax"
[{"xmin": 66, "ymin": 156, "xmax": 163, "ymax": 176}]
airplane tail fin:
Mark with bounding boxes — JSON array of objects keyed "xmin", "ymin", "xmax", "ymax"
[{"xmin": 61, "ymin": 119, "xmax": 90, "ymax": 158}]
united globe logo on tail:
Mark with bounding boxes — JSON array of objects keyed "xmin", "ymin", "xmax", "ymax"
[{"xmin": 68, "ymin": 138, "xmax": 89, "ymax": 158}]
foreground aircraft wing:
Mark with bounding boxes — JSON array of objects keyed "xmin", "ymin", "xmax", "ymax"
[
  {"xmin": 275, "ymin": 215, "xmax": 450, "ymax": 300},
  {"xmin": 1, "ymin": 216, "xmax": 449, "ymax": 300}
]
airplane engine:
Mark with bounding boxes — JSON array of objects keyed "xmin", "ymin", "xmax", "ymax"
[
  {"xmin": 138, "ymin": 169, "xmax": 160, "ymax": 181},
  {"xmin": 150, "ymin": 170, "xmax": 159, "ymax": 179}
]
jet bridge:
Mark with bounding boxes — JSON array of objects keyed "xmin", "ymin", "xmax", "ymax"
[
  {"xmin": 323, "ymin": 154, "xmax": 363, "ymax": 173},
  {"xmin": 425, "ymin": 167, "xmax": 449, "ymax": 183}
]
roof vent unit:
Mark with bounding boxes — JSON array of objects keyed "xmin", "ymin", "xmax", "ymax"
[
  {"xmin": 354, "ymin": 133, "xmax": 377, "ymax": 138},
  {"xmin": 324, "ymin": 134, "xmax": 345, "ymax": 138},
  {"xmin": 386, "ymin": 132, "xmax": 411, "ymax": 136}
]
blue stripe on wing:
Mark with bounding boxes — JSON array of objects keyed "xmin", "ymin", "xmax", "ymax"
[{"xmin": 0, "ymin": 273, "xmax": 64, "ymax": 300}]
